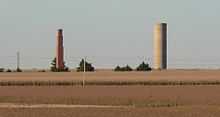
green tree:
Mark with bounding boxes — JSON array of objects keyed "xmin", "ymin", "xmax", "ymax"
[
  {"xmin": 50, "ymin": 58, "xmax": 57, "ymax": 72},
  {"xmin": 136, "ymin": 62, "xmax": 152, "ymax": 71},
  {"xmin": 50, "ymin": 58, "xmax": 69, "ymax": 72},
  {"xmin": 6, "ymin": 69, "xmax": 12, "ymax": 72},
  {"xmin": 114, "ymin": 66, "xmax": 121, "ymax": 71},
  {"xmin": 0, "ymin": 68, "xmax": 4, "ymax": 72},
  {"xmin": 124, "ymin": 65, "xmax": 133, "ymax": 71},
  {"xmin": 77, "ymin": 59, "xmax": 95, "ymax": 72},
  {"xmin": 114, "ymin": 65, "xmax": 133, "ymax": 72},
  {"xmin": 16, "ymin": 68, "xmax": 22, "ymax": 72}
]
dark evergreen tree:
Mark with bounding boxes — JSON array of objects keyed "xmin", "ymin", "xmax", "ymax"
[
  {"xmin": 16, "ymin": 68, "xmax": 22, "ymax": 72},
  {"xmin": 50, "ymin": 58, "xmax": 57, "ymax": 72},
  {"xmin": 6, "ymin": 69, "xmax": 12, "ymax": 72},
  {"xmin": 77, "ymin": 59, "xmax": 95, "ymax": 72},
  {"xmin": 136, "ymin": 62, "xmax": 152, "ymax": 71},
  {"xmin": 50, "ymin": 58, "xmax": 69, "ymax": 72},
  {"xmin": 114, "ymin": 65, "xmax": 133, "ymax": 71},
  {"xmin": 125, "ymin": 65, "xmax": 133, "ymax": 71},
  {"xmin": 114, "ymin": 66, "xmax": 121, "ymax": 71},
  {"xmin": 0, "ymin": 68, "xmax": 4, "ymax": 72}
]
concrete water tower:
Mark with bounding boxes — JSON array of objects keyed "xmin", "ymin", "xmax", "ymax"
[{"xmin": 153, "ymin": 23, "xmax": 167, "ymax": 70}]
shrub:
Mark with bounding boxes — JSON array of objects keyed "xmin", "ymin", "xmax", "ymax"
[
  {"xmin": 0, "ymin": 68, "xmax": 4, "ymax": 72},
  {"xmin": 136, "ymin": 62, "xmax": 152, "ymax": 71},
  {"xmin": 114, "ymin": 66, "xmax": 121, "ymax": 71},
  {"xmin": 114, "ymin": 65, "xmax": 133, "ymax": 72},
  {"xmin": 77, "ymin": 59, "xmax": 95, "ymax": 72},
  {"xmin": 124, "ymin": 65, "xmax": 133, "ymax": 71},
  {"xmin": 16, "ymin": 68, "xmax": 22, "ymax": 72},
  {"xmin": 6, "ymin": 69, "xmax": 12, "ymax": 72},
  {"xmin": 38, "ymin": 70, "xmax": 46, "ymax": 72}
]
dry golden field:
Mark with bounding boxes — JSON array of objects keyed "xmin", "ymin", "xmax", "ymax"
[
  {"xmin": 1, "ymin": 70, "xmax": 220, "ymax": 82},
  {"xmin": 0, "ymin": 106, "xmax": 220, "ymax": 117},
  {"xmin": 0, "ymin": 70, "xmax": 220, "ymax": 116}
]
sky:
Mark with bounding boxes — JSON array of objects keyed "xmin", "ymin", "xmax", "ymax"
[{"xmin": 0, "ymin": 0, "xmax": 220, "ymax": 69}]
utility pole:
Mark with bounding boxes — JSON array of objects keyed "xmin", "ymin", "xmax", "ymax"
[
  {"xmin": 16, "ymin": 51, "xmax": 20, "ymax": 71},
  {"xmin": 83, "ymin": 57, "xmax": 86, "ymax": 87}
]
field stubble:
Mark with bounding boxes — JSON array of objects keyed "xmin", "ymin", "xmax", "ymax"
[{"xmin": 1, "ymin": 70, "xmax": 220, "ymax": 116}]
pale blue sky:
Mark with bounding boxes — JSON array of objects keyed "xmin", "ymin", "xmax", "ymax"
[{"xmin": 0, "ymin": 0, "xmax": 220, "ymax": 69}]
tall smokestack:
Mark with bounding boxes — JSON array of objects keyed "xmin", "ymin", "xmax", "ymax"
[
  {"xmin": 56, "ymin": 29, "xmax": 64, "ymax": 69},
  {"xmin": 153, "ymin": 23, "xmax": 167, "ymax": 70}
]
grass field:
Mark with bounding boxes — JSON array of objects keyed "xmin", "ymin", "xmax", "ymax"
[
  {"xmin": 1, "ymin": 70, "xmax": 220, "ymax": 82},
  {"xmin": 0, "ymin": 70, "xmax": 220, "ymax": 116},
  {"xmin": 1, "ymin": 106, "xmax": 220, "ymax": 117}
]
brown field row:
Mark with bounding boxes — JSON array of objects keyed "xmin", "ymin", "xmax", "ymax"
[
  {"xmin": 1, "ymin": 70, "xmax": 220, "ymax": 82},
  {"xmin": 0, "ymin": 86, "xmax": 220, "ymax": 116},
  {"xmin": 0, "ymin": 86, "xmax": 220, "ymax": 106},
  {"xmin": 1, "ymin": 70, "xmax": 220, "ymax": 116},
  {"xmin": 1, "ymin": 106, "xmax": 220, "ymax": 117}
]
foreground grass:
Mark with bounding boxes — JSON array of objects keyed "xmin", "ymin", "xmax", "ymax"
[
  {"xmin": 0, "ymin": 96, "xmax": 178, "ymax": 108},
  {"xmin": 0, "ymin": 106, "xmax": 220, "ymax": 117},
  {"xmin": 0, "ymin": 80, "xmax": 220, "ymax": 86}
]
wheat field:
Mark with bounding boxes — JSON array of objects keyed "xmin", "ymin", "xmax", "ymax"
[{"xmin": 0, "ymin": 70, "xmax": 220, "ymax": 116}]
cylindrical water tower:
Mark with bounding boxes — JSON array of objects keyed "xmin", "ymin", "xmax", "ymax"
[{"xmin": 153, "ymin": 23, "xmax": 167, "ymax": 70}]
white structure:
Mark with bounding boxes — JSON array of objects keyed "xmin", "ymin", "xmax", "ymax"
[{"xmin": 153, "ymin": 23, "xmax": 167, "ymax": 70}]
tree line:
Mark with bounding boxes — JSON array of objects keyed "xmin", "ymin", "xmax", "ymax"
[
  {"xmin": 50, "ymin": 58, "xmax": 152, "ymax": 72},
  {"xmin": 0, "ymin": 58, "xmax": 152, "ymax": 72}
]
